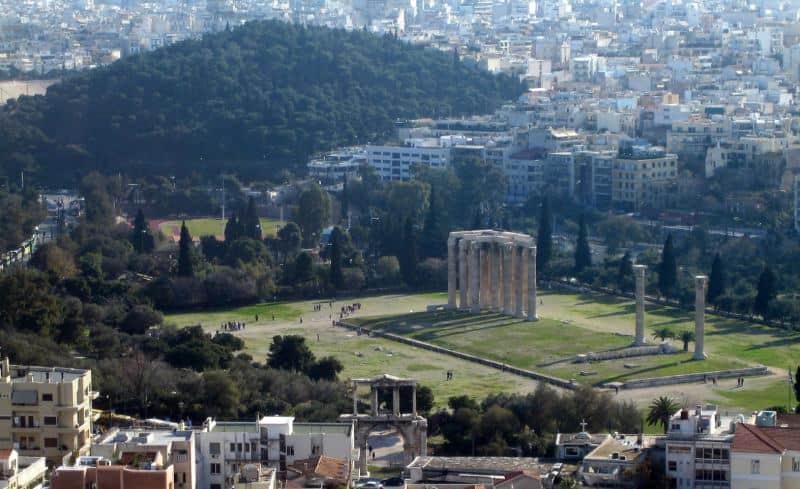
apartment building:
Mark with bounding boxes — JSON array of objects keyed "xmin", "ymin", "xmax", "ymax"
[
  {"xmin": 0, "ymin": 358, "xmax": 95, "ymax": 465},
  {"xmin": 51, "ymin": 461, "xmax": 175, "ymax": 489},
  {"xmin": 0, "ymin": 449, "xmax": 46, "ymax": 489},
  {"xmin": 366, "ymin": 139, "xmax": 452, "ymax": 181},
  {"xmin": 730, "ymin": 411, "xmax": 800, "ymax": 489},
  {"xmin": 612, "ymin": 144, "xmax": 678, "ymax": 211},
  {"xmin": 504, "ymin": 150, "xmax": 545, "ymax": 203},
  {"xmin": 664, "ymin": 404, "xmax": 734, "ymax": 489},
  {"xmin": 666, "ymin": 119, "xmax": 730, "ymax": 157},
  {"xmin": 195, "ymin": 416, "xmax": 354, "ymax": 489}
]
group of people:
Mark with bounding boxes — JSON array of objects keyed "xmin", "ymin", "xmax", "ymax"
[
  {"xmin": 445, "ymin": 370, "xmax": 455, "ymax": 381},
  {"xmin": 339, "ymin": 302, "xmax": 362, "ymax": 319},
  {"xmin": 220, "ymin": 321, "xmax": 246, "ymax": 332}
]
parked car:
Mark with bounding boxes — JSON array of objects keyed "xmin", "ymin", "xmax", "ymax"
[
  {"xmin": 381, "ymin": 477, "xmax": 405, "ymax": 488},
  {"xmin": 357, "ymin": 481, "xmax": 383, "ymax": 489}
]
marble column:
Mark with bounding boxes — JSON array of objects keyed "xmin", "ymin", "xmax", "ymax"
[
  {"xmin": 491, "ymin": 243, "xmax": 501, "ymax": 312},
  {"xmin": 479, "ymin": 244, "xmax": 490, "ymax": 310},
  {"xmin": 371, "ymin": 387, "xmax": 378, "ymax": 415},
  {"xmin": 447, "ymin": 236, "xmax": 457, "ymax": 309},
  {"xmin": 459, "ymin": 239, "xmax": 469, "ymax": 310},
  {"xmin": 352, "ymin": 384, "xmax": 358, "ymax": 414},
  {"xmin": 527, "ymin": 246, "xmax": 538, "ymax": 321},
  {"xmin": 411, "ymin": 386, "xmax": 417, "ymax": 416},
  {"xmin": 503, "ymin": 242, "xmax": 513, "ymax": 315},
  {"xmin": 633, "ymin": 265, "xmax": 647, "ymax": 345},
  {"xmin": 514, "ymin": 245, "xmax": 525, "ymax": 318},
  {"xmin": 694, "ymin": 275, "xmax": 708, "ymax": 360},
  {"xmin": 392, "ymin": 386, "xmax": 400, "ymax": 416},
  {"xmin": 470, "ymin": 241, "xmax": 480, "ymax": 313}
]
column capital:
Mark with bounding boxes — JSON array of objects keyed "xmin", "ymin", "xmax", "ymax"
[
  {"xmin": 695, "ymin": 275, "xmax": 708, "ymax": 286},
  {"xmin": 459, "ymin": 239, "xmax": 470, "ymax": 251},
  {"xmin": 448, "ymin": 235, "xmax": 458, "ymax": 247}
]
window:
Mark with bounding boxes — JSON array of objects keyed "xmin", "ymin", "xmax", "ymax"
[
  {"xmin": 237, "ymin": 443, "xmax": 243, "ymax": 452},
  {"xmin": 211, "ymin": 485, "xmax": 221, "ymax": 489},
  {"xmin": 44, "ymin": 438, "xmax": 57, "ymax": 448},
  {"xmin": 251, "ymin": 442, "xmax": 257, "ymax": 453},
  {"xmin": 210, "ymin": 463, "xmax": 221, "ymax": 474},
  {"xmin": 751, "ymin": 459, "xmax": 760, "ymax": 474},
  {"xmin": 209, "ymin": 443, "xmax": 220, "ymax": 455},
  {"xmin": 42, "ymin": 394, "xmax": 53, "ymax": 402},
  {"xmin": 286, "ymin": 446, "xmax": 295, "ymax": 456},
  {"xmin": 230, "ymin": 443, "xmax": 236, "ymax": 453},
  {"xmin": 668, "ymin": 461, "xmax": 677, "ymax": 471},
  {"xmin": 793, "ymin": 457, "xmax": 800, "ymax": 472},
  {"xmin": 43, "ymin": 416, "xmax": 57, "ymax": 426}
]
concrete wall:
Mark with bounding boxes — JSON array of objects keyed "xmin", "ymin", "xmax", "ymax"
[{"xmin": 607, "ymin": 366, "xmax": 769, "ymax": 390}]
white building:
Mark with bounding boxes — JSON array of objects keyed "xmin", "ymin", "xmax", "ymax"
[
  {"xmin": 195, "ymin": 417, "xmax": 354, "ymax": 489},
  {"xmin": 665, "ymin": 404, "xmax": 734, "ymax": 489},
  {"xmin": 366, "ymin": 139, "xmax": 453, "ymax": 181}
]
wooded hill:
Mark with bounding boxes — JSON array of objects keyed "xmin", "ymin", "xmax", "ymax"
[{"xmin": 0, "ymin": 21, "xmax": 523, "ymax": 185}]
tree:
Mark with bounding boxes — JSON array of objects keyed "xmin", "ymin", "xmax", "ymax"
[
  {"xmin": 754, "ymin": 266, "xmax": 777, "ymax": 319},
  {"xmin": 244, "ymin": 197, "xmax": 262, "ymax": 240},
  {"xmin": 617, "ymin": 251, "xmax": 633, "ymax": 292},
  {"xmin": 329, "ymin": 227, "xmax": 344, "ymax": 289},
  {"xmin": 658, "ymin": 234, "xmax": 677, "ymax": 299},
  {"xmin": 131, "ymin": 209, "xmax": 155, "ymax": 253},
  {"xmin": 536, "ymin": 196, "xmax": 553, "ymax": 277},
  {"xmin": 399, "ymin": 217, "xmax": 418, "ymax": 287},
  {"xmin": 679, "ymin": 330, "xmax": 695, "ymax": 352},
  {"xmin": 341, "ymin": 179, "xmax": 349, "ymax": 222},
  {"xmin": 420, "ymin": 186, "xmax": 444, "ymax": 258},
  {"xmin": 574, "ymin": 214, "xmax": 592, "ymax": 274},
  {"xmin": 794, "ymin": 366, "xmax": 800, "ymax": 407},
  {"xmin": 647, "ymin": 396, "xmax": 679, "ymax": 433},
  {"xmin": 203, "ymin": 370, "xmax": 240, "ymax": 418},
  {"xmin": 707, "ymin": 253, "xmax": 726, "ymax": 306},
  {"xmin": 177, "ymin": 221, "xmax": 195, "ymax": 277},
  {"xmin": 121, "ymin": 305, "xmax": 163, "ymax": 335},
  {"xmin": 296, "ymin": 184, "xmax": 331, "ymax": 247},
  {"xmin": 266, "ymin": 335, "xmax": 316, "ymax": 373},
  {"xmin": 652, "ymin": 328, "xmax": 674, "ymax": 342},
  {"xmin": 294, "ymin": 251, "xmax": 313, "ymax": 283},
  {"xmin": 276, "ymin": 222, "xmax": 303, "ymax": 264},
  {"xmin": 308, "ymin": 356, "xmax": 344, "ymax": 381},
  {"xmin": 225, "ymin": 214, "xmax": 242, "ymax": 242}
]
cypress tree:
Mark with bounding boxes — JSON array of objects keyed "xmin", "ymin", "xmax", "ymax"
[
  {"xmin": 617, "ymin": 251, "xmax": 633, "ymax": 292},
  {"xmin": 131, "ymin": 208, "xmax": 154, "ymax": 253},
  {"xmin": 177, "ymin": 221, "xmax": 194, "ymax": 277},
  {"xmin": 341, "ymin": 179, "xmax": 349, "ymax": 223},
  {"xmin": 536, "ymin": 196, "xmax": 553, "ymax": 277},
  {"xmin": 245, "ymin": 197, "xmax": 262, "ymax": 240},
  {"xmin": 574, "ymin": 213, "xmax": 592, "ymax": 274},
  {"xmin": 707, "ymin": 253, "xmax": 726, "ymax": 306},
  {"xmin": 399, "ymin": 217, "xmax": 418, "ymax": 287},
  {"xmin": 421, "ymin": 187, "xmax": 442, "ymax": 258},
  {"xmin": 224, "ymin": 214, "xmax": 240, "ymax": 242},
  {"xmin": 754, "ymin": 266, "xmax": 777, "ymax": 319},
  {"xmin": 658, "ymin": 234, "xmax": 677, "ymax": 299},
  {"xmin": 794, "ymin": 365, "xmax": 800, "ymax": 405},
  {"xmin": 329, "ymin": 227, "xmax": 344, "ymax": 289}
]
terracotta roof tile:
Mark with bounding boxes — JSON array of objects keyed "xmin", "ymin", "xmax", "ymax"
[{"xmin": 733, "ymin": 424, "xmax": 795, "ymax": 454}]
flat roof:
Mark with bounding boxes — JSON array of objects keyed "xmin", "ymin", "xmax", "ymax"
[
  {"xmin": 9, "ymin": 365, "xmax": 88, "ymax": 383},
  {"xmin": 292, "ymin": 423, "xmax": 352, "ymax": 436},
  {"xmin": 408, "ymin": 456, "xmax": 550, "ymax": 475},
  {"xmin": 259, "ymin": 416, "xmax": 294, "ymax": 425},
  {"xmin": 212, "ymin": 422, "xmax": 260, "ymax": 433},
  {"xmin": 97, "ymin": 429, "xmax": 193, "ymax": 445}
]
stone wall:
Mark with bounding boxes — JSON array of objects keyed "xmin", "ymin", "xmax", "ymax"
[
  {"xmin": 575, "ymin": 343, "xmax": 679, "ymax": 363},
  {"xmin": 336, "ymin": 320, "xmax": 577, "ymax": 389},
  {"xmin": 603, "ymin": 366, "xmax": 769, "ymax": 390}
]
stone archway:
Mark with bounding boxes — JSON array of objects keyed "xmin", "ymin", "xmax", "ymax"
[{"xmin": 340, "ymin": 374, "xmax": 428, "ymax": 474}]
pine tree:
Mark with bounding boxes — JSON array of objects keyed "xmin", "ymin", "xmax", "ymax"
[
  {"xmin": 399, "ymin": 217, "xmax": 418, "ymax": 287},
  {"xmin": 754, "ymin": 266, "xmax": 777, "ymax": 319},
  {"xmin": 707, "ymin": 253, "xmax": 726, "ymax": 306},
  {"xmin": 536, "ymin": 196, "xmax": 553, "ymax": 277},
  {"xmin": 329, "ymin": 227, "xmax": 344, "ymax": 289},
  {"xmin": 224, "ymin": 214, "xmax": 241, "ymax": 242},
  {"xmin": 177, "ymin": 221, "xmax": 194, "ymax": 277},
  {"xmin": 574, "ymin": 213, "xmax": 592, "ymax": 274},
  {"xmin": 794, "ymin": 366, "xmax": 800, "ymax": 405},
  {"xmin": 131, "ymin": 209, "xmax": 154, "ymax": 253},
  {"xmin": 658, "ymin": 234, "xmax": 677, "ymax": 299},
  {"xmin": 421, "ymin": 187, "xmax": 442, "ymax": 258},
  {"xmin": 244, "ymin": 197, "xmax": 262, "ymax": 240},
  {"xmin": 617, "ymin": 251, "xmax": 633, "ymax": 293}
]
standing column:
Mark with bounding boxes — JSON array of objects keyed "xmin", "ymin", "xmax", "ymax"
[
  {"xmin": 502, "ymin": 242, "xmax": 513, "ymax": 315},
  {"xmin": 470, "ymin": 241, "xmax": 480, "ymax": 313},
  {"xmin": 479, "ymin": 244, "xmax": 490, "ymax": 309},
  {"xmin": 633, "ymin": 265, "xmax": 647, "ymax": 345},
  {"xmin": 411, "ymin": 385, "xmax": 417, "ymax": 416},
  {"xmin": 694, "ymin": 275, "xmax": 708, "ymax": 360},
  {"xmin": 392, "ymin": 386, "xmax": 400, "ymax": 416},
  {"xmin": 447, "ymin": 236, "xmax": 458, "ymax": 309},
  {"xmin": 491, "ymin": 244, "xmax": 501, "ymax": 312},
  {"xmin": 514, "ymin": 245, "xmax": 525, "ymax": 318},
  {"xmin": 459, "ymin": 240, "xmax": 469, "ymax": 310},
  {"xmin": 527, "ymin": 246, "xmax": 538, "ymax": 321},
  {"xmin": 352, "ymin": 383, "xmax": 358, "ymax": 414},
  {"xmin": 371, "ymin": 387, "xmax": 378, "ymax": 415}
]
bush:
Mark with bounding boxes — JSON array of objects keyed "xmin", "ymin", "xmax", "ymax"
[
  {"xmin": 415, "ymin": 258, "xmax": 447, "ymax": 290},
  {"xmin": 342, "ymin": 268, "xmax": 366, "ymax": 290},
  {"xmin": 120, "ymin": 305, "xmax": 163, "ymax": 335},
  {"xmin": 375, "ymin": 256, "xmax": 401, "ymax": 285}
]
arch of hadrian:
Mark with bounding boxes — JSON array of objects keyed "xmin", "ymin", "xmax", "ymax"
[{"xmin": 446, "ymin": 230, "xmax": 538, "ymax": 320}]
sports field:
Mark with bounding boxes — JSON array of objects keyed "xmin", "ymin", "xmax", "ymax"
[
  {"xmin": 154, "ymin": 217, "xmax": 284, "ymax": 242},
  {"xmin": 164, "ymin": 290, "xmax": 799, "ymax": 412}
]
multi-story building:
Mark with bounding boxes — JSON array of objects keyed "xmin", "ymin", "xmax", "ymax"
[
  {"xmin": 794, "ymin": 173, "xmax": 800, "ymax": 233},
  {"xmin": 612, "ymin": 143, "xmax": 678, "ymax": 211},
  {"xmin": 195, "ymin": 416, "xmax": 355, "ymax": 489},
  {"xmin": 0, "ymin": 449, "xmax": 46, "ymax": 489},
  {"xmin": 664, "ymin": 404, "xmax": 734, "ymax": 489},
  {"xmin": 730, "ymin": 411, "xmax": 800, "ymax": 489},
  {"xmin": 0, "ymin": 357, "xmax": 96, "ymax": 465},
  {"xmin": 504, "ymin": 150, "xmax": 545, "ymax": 203},
  {"xmin": 366, "ymin": 139, "xmax": 452, "ymax": 181},
  {"xmin": 575, "ymin": 150, "xmax": 614, "ymax": 210},
  {"xmin": 307, "ymin": 148, "xmax": 366, "ymax": 186}
]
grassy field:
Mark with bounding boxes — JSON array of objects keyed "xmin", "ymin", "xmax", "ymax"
[
  {"xmin": 165, "ymin": 293, "xmax": 540, "ymax": 409},
  {"xmin": 155, "ymin": 217, "xmax": 284, "ymax": 240},
  {"xmin": 164, "ymin": 290, "xmax": 800, "ymax": 412}
]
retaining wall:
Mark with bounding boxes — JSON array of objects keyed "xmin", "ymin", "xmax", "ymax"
[
  {"xmin": 578, "ymin": 343, "xmax": 678, "ymax": 363},
  {"xmin": 336, "ymin": 320, "xmax": 577, "ymax": 389},
  {"xmin": 606, "ymin": 366, "xmax": 770, "ymax": 390}
]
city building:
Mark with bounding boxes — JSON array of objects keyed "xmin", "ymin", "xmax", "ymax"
[
  {"xmin": 578, "ymin": 434, "xmax": 657, "ymax": 487},
  {"xmin": 0, "ymin": 357, "xmax": 96, "ymax": 465},
  {"xmin": 0, "ymin": 449, "xmax": 46, "ymax": 489},
  {"xmin": 730, "ymin": 411, "xmax": 800, "ymax": 489},
  {"xmin": 612, "ymin": 143, "xmax": 678, "ymax": 211},
  {"xmin": 366, "ymin": 139, "xmax": 453, "ymax": 181}
]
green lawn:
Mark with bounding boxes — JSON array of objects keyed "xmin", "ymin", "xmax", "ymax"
[{"xmin": 156, "ymin": 217, "xmax": 284, "ymax": 240}]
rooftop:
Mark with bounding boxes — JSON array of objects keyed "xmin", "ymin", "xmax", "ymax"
[
  {"xmin": 292, "ymin": 423, "xmax": 352, "ymax": 436},
  {"xmin": 97, "ymin": 429, "xmax": 193, "ymax": 446},
  {"xmin": 733, "ymin": 423, "xmax": 800, "ymax": 454},
  {"xmin": 407, "ymin": 456, "xmax": 551, "ymax": 476},
  {"xmin": 8, "ymin": 365, "xmax": 88, "ymax": 383},
  {"xmin": 211, "ymin": 422, "xmax": 260, "ymax": 433}
]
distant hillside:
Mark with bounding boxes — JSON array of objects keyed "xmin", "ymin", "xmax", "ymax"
[{"xmin": 0, "ymin": 21, "xmax": 523, "ymax": 185}]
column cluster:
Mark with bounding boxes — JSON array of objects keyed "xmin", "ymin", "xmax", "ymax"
[{"xmin": 446, "ymin": 231, "xmax": 538, "ymax": 321}]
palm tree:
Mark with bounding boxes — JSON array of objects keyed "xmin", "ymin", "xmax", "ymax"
[
  {"xmin": 652, "ymin": 327, "xmax": 674, "ymax": 342},
  {"xmin": 647, "ymin": 396, "xmax": 680, "ymax": 433},
  {"xmin": 679, "ymin": 330, "xmax": 695, "ymax": 352}
]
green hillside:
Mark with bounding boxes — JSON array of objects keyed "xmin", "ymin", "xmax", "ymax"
[{"xmin": 0, "ymin": 21, "xmax": 522, "ymax": 184}]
